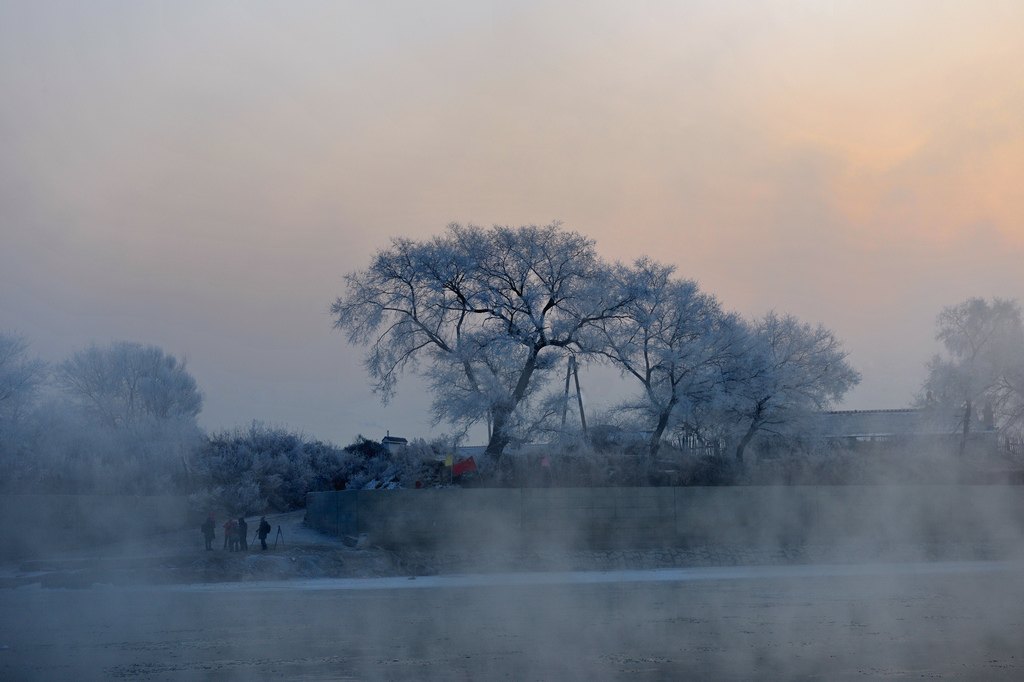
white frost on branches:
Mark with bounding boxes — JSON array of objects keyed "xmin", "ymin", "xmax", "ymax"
[
  {"xmin": 725, "ymin": 312, "xmax": 861, "ymax": 462},
  {"xmin": 56, "ymin": 341, "xmax": 203, "ymax": 431},
  {"xmin": 584, "ymin": 258, "xmax": 745, "ymax": 457},
  {"xmin": 332, "ymin": 223, "xmax": 636, "ymax": 458},
  {"xmin": 922, "ymin": 297, "xmax": 1024, "ymax": 453}
]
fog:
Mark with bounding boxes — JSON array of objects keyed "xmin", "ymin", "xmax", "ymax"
[
  {"xmin": 4, "ymin": 1, "xmax": 1024, "ymax": 679},
  {"xmin": 4, "ymin": 477, "xmax": 1024, "ymax": 678},
  {"xmin": 3, "ymin": 512, "xmax": 1024, "ymax": 679}
]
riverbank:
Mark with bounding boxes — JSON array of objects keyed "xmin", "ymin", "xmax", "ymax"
[{"xmin": 1, "ymin": 509, "xmax": 1019, "ymax": 589}]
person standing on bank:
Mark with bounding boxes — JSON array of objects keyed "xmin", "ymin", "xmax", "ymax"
[
  {"xmin": 258, "ymin": 516, "xmax": 272, "ymax": 550},
  {"xmin": 201, "ymin": 513, "xmax": 215, "ymax": 551},
  {"xmin": 223, "ymin": 518, "xmax": 234, "ymax": 550},
  {"xmin": 237, "ymin": 517, "xmax": 248, "ymax": 551}
]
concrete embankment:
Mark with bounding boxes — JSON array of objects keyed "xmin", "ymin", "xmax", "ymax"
[{"xmin": 306, "ymin": 485, "xmax": 1024, "ymax": 552}]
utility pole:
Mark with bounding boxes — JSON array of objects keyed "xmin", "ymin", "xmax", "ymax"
[
  {"xmin": 561, "ymin": 358, "xmax": 573, "ymax": 426},
  {"xmin": 560, "ymin": 355, "xmax": 587, "ymax": 434},
  {"xmin": 572, "ymin": 356, "xmax": 587, "ymax": 435}
]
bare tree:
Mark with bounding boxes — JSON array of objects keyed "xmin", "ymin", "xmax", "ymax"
[
  {"xmin": 0, "ymin": 332, "xmax": 47, "ymax": 419},
  {"xmin": 0, "ymin": 332, "xmax": 48, "ymax": 462},
  {"xmin": 726, "ymin": 312, "xmax": 860, "ymax": 463},
  {"xmin": 56, "ymin": 341, "xmax": 203, "ymax": 430},
  {"xmin": 922, "ymin": 297, "xmax": 1024, "ymax": 454},
  {"xmin": 585, "ymin": 258, "xmax": 744, "ymax": 457},
  {"xmin": 991, "ymin": 362, "xmax": 1024, "ymax": 442},
  {"xmin": 331, "ymin": 223, "xmax": 635, "ymax": 458}
]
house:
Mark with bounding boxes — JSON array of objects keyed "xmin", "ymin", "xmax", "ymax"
[
  {"xmin": 381, "ymin": 432, "xmax": 408, "ymax": 454},
  {"xmin": 821, "ymin": 408, "xmax": 998, "ymax": 452},
  {"xmin": 820, "ymin": 409, "xmax": 930, "ymax": 446}
]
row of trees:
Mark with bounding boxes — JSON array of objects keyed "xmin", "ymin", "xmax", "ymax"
[
  {"xmin": 7, "ymin": 225, "xmax": 1021, "ymax": 500},
  {"xmin": 0, "ymin": 334, "xmax": 442, "ymax": 504},
  {"xmin": 332, "ymin": 223, "xmax": 861, "ymax": 461}
]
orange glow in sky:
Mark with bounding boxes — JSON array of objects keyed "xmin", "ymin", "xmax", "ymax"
[{"xmin": 2, "ymin": 1, "xmax": 1023, "ymax": 441}]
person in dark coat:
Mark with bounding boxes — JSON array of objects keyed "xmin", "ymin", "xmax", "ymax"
[
  {"xmin": 257, "ymin": 516, "xmax": 272, "ymax": 550},
  {"xmin": 201, "ymin": 513, "xmax": 215, "ymax": 551},
  {"xmin": 237, "ymin": 517, "xmax": 248, "ymax": 551}
]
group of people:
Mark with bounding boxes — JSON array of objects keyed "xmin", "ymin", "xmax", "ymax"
[
  {"xmin": 223, "ymin": 517, "xmax": 247, "ymax": 551},
  {"xmin": 201, "ymin": 514, "xmax": 272, "ymax": 551}
]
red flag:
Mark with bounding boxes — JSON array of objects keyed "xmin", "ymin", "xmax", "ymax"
[{"xmin": 452, "ymin": 456, "xmax": 477, "ymax": 477}]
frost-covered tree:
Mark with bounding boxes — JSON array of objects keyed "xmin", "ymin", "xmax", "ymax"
[
  {"xmin": 47, "ymin": 342, "xmax": 205, "ymax": 491},
  {"xmin": 0, "ymin": 332, "xmax": 47, "ymax": 426},
  {"xmin": 585, "ymin": 258, "xmax": 744, "ymax": 457},
  {"xmin": 331, "ymin": 223, "xmax": 634, "ymax": 458},
  {"xmin": 56, "ymin": 341, "xmax": 203, "ymax": 430},
  {"xmin": 922, "ymin": 297, "xmax": 1024, "ymax": 454},
  {"xmin": 990, "ymin": 361, "xmax": 1024, "ymax": 442},
  {"xmin": 726, "ymin": 312, "xmax": 860, "ymax": 463},
  {"xmin": 0, "ymin": 332, "xmax": 48, "ymax": 475}
]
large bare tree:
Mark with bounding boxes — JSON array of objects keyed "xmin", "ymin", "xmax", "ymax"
[
  {"xmin": 56, "ymin": 341, "xmax": 203, "ymax": 430},
  {"xmin": 331, "ymin": 223, "xmax": 634, "ymax": 458},
  {"xmin": 726, "ymin": 312, "xmax": 860, "ymax": 463},
  {"xmin": 585, "ymin": 258, "xmax": 744, "ymax": 457},
  {"xmin": 922, "ymin": 297, "xmax": 1024, "ymax": 454}
]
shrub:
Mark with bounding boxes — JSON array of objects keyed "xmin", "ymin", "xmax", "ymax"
[{"xmin": 189, "ymin": 424, "xmax": 444, "ymax": 514}]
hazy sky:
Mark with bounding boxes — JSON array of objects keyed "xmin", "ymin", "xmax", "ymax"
[{"xmin": 2, "ymin": 1, "xmax": 1023, "ymax": 445}]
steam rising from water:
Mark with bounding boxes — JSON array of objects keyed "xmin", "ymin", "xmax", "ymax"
[{"xmin": 3, "ymin": 481, "xmax": 1024, "ymax": 678}]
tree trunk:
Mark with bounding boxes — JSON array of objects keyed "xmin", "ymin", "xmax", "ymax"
[
  {"xmin": 959, "ymin": 398, "xmax": 972, "ymax": 456},
  {"xmin": 483, "ymin": 352, "xmax": 540, "ymax": 459},
  {"xmin": 735, "ymin": 419, "xmax": 759, "ymax": 464},
  {"xmin": 483, "ymin": 410, "xmax": 512, "ymax": 459},
  {"xmin": 649, "ymin": 409, "xmax": 672, "ymax": 458},
  {"xmin": 572, "ymin": 358, "xmax": 587, "ymax": 435},
  {"xmin": 735, "ymin": 400, "xmax": 765, "ymax": 464}
]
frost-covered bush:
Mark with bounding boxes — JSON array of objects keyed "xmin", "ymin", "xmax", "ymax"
[
  {"xmin": 190, "ymin": 424, "xmax": 445, "ymax": 514},
  {"xmin": 332, "ymin": 436, "xmax": 444, "ymax": 490},
  {"xmin": 192, "ymin": 423, "xmax": 352, "ymax": 512},
  {"xmin": 188, "ymin": 482, "xmax": 266, "ymax": 518}
]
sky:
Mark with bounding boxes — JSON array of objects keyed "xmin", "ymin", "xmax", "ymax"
[{"xmin": 2, "ymin": 1, "xmax": 1023, "ymax": 445}]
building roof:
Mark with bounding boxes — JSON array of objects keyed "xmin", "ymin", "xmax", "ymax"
[{"xmin": 821, "ymin": 409, "xmax": 935, "ymax": 438}]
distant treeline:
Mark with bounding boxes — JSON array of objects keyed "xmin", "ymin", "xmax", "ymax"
[
  {"xmin": 0, "ymin": 333, "xmax": 449, "ymax": 510},
  {"xmin": 6, "ymin": 228, "xmax": 1024, "ymax": 509}
]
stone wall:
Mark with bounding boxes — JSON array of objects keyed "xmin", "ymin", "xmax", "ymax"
[
  {"xmin": 0, "ymin": 495, "xmax": 189, "ymax": 561},
  {"xmin": 306, "ymin": 486, "xmax": 1024, "ymax": 550}
]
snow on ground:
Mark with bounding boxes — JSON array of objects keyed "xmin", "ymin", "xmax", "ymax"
[{"xmin": 158, "ymin": 557, "xmax": 1024, "ymax": 592}]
